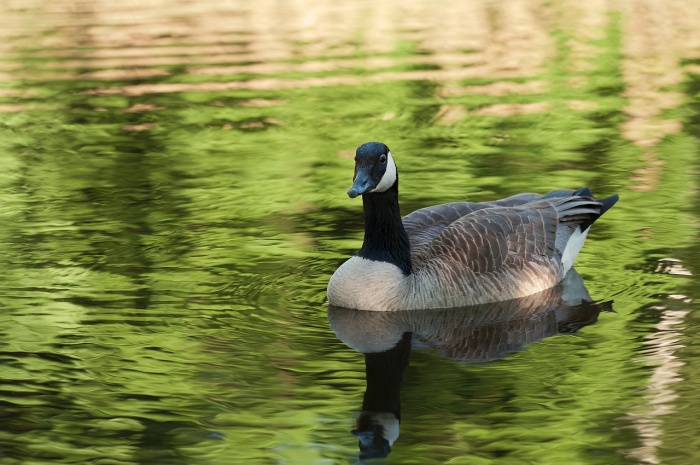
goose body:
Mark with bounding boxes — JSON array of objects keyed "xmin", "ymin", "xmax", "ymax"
[{"xmin": 327, "ymin": 142, "xmax": 618, "ymax": 311}]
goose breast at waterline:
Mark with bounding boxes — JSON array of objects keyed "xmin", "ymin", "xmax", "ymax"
[{"xmin": 326, "ymin": 142, "xmax": 618, "ymax": 311}]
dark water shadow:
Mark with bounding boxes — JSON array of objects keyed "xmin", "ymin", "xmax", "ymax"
[{"xmin": 327, "ymin": 269, "xmax": 613, "ymax": 461}]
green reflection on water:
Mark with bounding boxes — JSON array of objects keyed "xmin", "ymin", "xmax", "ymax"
[{"xmin": 0, "ymin": 1, "xmax": 699, "ymax": 465}]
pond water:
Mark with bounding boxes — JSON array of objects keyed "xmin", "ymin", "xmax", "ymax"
[{"xmin": 1, "ymin": 1, "xmax": 700, "ymax": 464}]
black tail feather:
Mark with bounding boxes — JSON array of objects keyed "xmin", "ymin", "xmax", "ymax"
[
  {"xmin": 543, "ymin": 188, "xmax": 618, "ymax": 231},
  {"xmin": 580, "ymin": 193, "xmax": 619, "ymax": 231}
]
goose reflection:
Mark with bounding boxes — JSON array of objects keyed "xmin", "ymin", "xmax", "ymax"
[{"xmin": 327, "ymin": 269, "xmax": 612, "ymax": 461}]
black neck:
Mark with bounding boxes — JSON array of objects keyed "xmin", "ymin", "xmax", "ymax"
[
  {"xmin": 357, "ymin": 181, "xmax": 412, "ymax": 275},
  {"xmin": 361, "ymin": 331, "xmax": 412, "ymax": 417}
]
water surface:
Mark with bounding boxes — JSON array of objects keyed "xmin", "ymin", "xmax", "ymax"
[{"xmin": 1, "ymin": 1, "xmax": 700, "ymax": 464}]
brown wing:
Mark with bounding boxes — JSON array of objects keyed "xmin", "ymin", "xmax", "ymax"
[
  {"xmin": 423, "ymin": 197, "xmax": 602, "ymax": 274},
  {"xmin": 426, "ymin": 205, "xmax": 556, "ymax": 275},
  {"xmin": 402, "ymin": 202, "xmax": 487, "ymax": 266},
  {"xmin": 402, "ymin": 193, "xmax": 552, "ymax": 266}
]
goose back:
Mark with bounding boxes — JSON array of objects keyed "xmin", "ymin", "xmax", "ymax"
[
  {"xmin": 403, "ymin": 196, "xmax": 605, "ymax": 308},
  {"xmin": 402, "ymin": 189, "xmax": 600, "ymax": 267}
]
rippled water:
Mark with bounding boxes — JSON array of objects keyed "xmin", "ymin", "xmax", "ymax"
[{"xmin": 1, "ymin": 1, "xmax": 700, "ymax": 464}]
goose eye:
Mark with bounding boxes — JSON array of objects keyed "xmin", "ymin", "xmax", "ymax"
[{"xmin": 379, "ymin": 154, "xmax": 387, "ymax": 164}]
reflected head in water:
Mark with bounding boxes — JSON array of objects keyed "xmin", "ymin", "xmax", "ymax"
[
  {"xmin": 351, "ymin": 332, "xmax": 410, "ymax": 460},
  {"xmin": 329, "ymin": 269, "xmax": 613, "ymax": 460},
  {"xmin": 352, "ymin": 411, "xmax": 400, "ymax": 460}
]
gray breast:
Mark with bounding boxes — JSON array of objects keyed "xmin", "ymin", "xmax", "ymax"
[{"xmin": 327, "ymin": 256, "xmax": 410, "ymax": 311}]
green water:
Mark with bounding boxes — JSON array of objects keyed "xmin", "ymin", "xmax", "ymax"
[{"xmin": 1, "ymin": 1, "xmax": 699, "ymax": 464}]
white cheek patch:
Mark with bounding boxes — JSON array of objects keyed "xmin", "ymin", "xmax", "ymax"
[
  {"xmin": 370, "ymin": 152, "xmax": 397, "ymax": 193},
  {"xmin": 375, "ymin": 412, "xmax": 400, "ymax": 446}
]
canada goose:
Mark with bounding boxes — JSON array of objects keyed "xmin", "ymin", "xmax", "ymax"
[{"xmin": 327, "ymin": 142, "xmax": 618, "ymax": 311}]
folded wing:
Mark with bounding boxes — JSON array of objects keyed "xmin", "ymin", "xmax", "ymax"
[{"xmin": 401, "ymin": 197, "xmax": 604, "ymax": 306}]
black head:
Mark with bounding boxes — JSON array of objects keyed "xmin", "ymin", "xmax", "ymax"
[
  {"xmin": 352, "ymin": 411, "xmax": 399, "ymax": 460},
  {"xmin": 347, "ymin": 142, "xmax": 397, "ymax": 198}
]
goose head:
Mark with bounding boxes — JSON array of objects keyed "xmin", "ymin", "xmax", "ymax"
[
  {"xmin": 352, "ymin": 411, "xmax": 400, "ymax": 460},
  {"xmin": 347, "ymin": 142, "xmax": 397, "ymax": 198}
]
